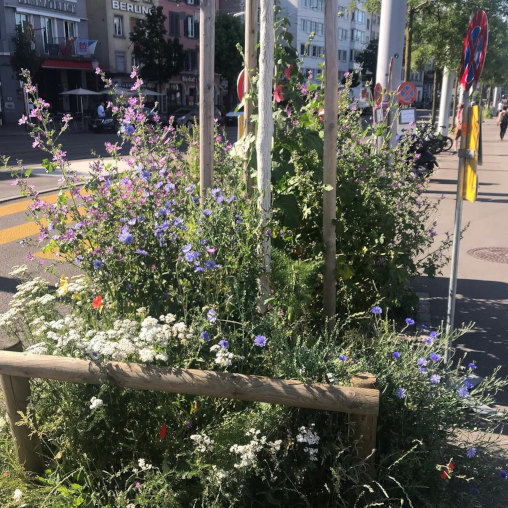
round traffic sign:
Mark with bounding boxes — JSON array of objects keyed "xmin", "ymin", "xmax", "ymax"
[
  {"xmin": 237, "ymin": 68, "xmax": 245, "ymax": 101},
  {"xmin": 373, "ymin": 83, "xmax": 383, "ymax": 105},
  {"xmin": 460, "ymin": 11, "xmax": 488, "ymax": 91},
  {"xmin": 396, "ymin": 81, "xmax": 417, "ymax": 105}
]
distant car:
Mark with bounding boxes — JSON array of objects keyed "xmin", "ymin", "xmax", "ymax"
[
  {"xmin": 170, "ymin": 105, "xmax": 222, "ymax": 127},
  {"xmin": 225, "ymin": 105, "xmax": 244, "ymax": 126}
]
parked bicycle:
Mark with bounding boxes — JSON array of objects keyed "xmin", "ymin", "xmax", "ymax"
[{"xmin": 415, "ymin": 122, "xmax": 453, "ymax": 154}]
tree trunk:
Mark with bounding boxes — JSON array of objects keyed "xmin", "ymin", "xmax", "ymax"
[
  {"xmin": 404, "ymin": 5, "xmax": 413, "ymax": 82},
  {"xmin": 199, "ymin": 0, "xmax": 215, "ymax": 203},
  {"xmin": 255, "ymin": 0, "xmax": 274, "ymax": 313},
  {"xmin": 323, "ymin": 0, "xmax": 338, "ymax": 324}
]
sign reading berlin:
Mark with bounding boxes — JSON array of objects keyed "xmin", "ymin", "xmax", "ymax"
[
  {"xmin": 17, "ymin": 0, "xmax": 76, "ymax": 13},
  {"xmin": 459, "ymin": 11, "xmax": 488, "ymax": 91},
  {"xmin": 111, "ymin": 0, "xmax": 153, "ymax": 15}
]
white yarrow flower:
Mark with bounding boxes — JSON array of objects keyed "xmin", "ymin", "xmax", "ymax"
[
  {"xmin": 13, "ymin": 489, "xmax": 23, "ymax": 501},
  {"xmin": 89, "ymin": 396, "xmax": 104, "ymax": 410}
]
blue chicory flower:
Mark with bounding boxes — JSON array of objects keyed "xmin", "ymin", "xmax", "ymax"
[
  {"xmin": 458, "ymin": 386, "xmax": 469, "ymax": 398},
  {"xmin": 395, "ymin": 387, "xmax": 406, "ymax": 399},
  {"xmin": 418, "ymin": 367, "xmax": 428, "ymax": 374},
  {"xmin": 339, "ymin": 354, "xmax": 347, "ymax": 361},
  {"xmin": 205, "ymin": 260, "xmax": 219, "ymax": 270},
  {"xmin": 405, "ymin": 318, "xmax": 415, "ymax": 325},
  {"xmin": 200, "ymin": 331, "xmax": 211, "ymax": 342},
  {"xmin": 430, "ymin": 374, "xmax": 441, "ymax": 384},
  {"xmin": 464, "ymin": 380, "xmax": 474, "ymax": 390},
  {"xmin": 254, "ymin": 335, "xmax": 267, "ymax": 347},
  {"xmin": 118, "ymin": 228, "xmax": 134, "ymax": 244},
  {"xmin": 392, "ymin": 351, "xmax": 401, "ymax": 359},
  {"xmin": 429, "ymin": 331, "xmax": 439, "ymax": 338},
  {"xmin": 135, "ymin": 249, "xmax": 148, "ymax": 255},
  {"xmin": 371, "ymin": 306, "xmax": 382, "ymax": 315},
  {"xmin": 202, "ymin": 209, "xmax": 212, "ymax": 217},
  {"xmin": 467, "ymin": 447, "xmax": 477, "ymax": 458},
  {"xmin": 93, "ymin": 259, "xmax": 103, "ymax": 269},
  {"xmin": 182, "ymin": 244, "xmax": 192, "ymax": 253},
  {"xmin": 424, "ymin": 337, "xmax": 434, "ymax": 345},
  {"xmin": 468, "ymin": 362, "xmax": 477, "ymax": 370},
  {"xmin": 417, "ymin": 357, "xmax": 428, "ymax": 367},
  {"xmin": 207, "ymin": 308, "xmax": 217, "ymax": 323},
  {"xmin": 218, "ymin": 339, "xmax": 229, "ymax": 349},
  {"xmin": 429, "ymin": 353, "xmax": 441, "ymax": 362}
]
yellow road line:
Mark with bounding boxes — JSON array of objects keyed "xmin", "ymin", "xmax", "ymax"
[
  {"xmin": 0, "ymin": 188, "xmax": 85, "ymax": 219},
  {"xmin": 0, "ymin": 219, "xmax": 48, "ymax": 246},
  {"xmin": 34, "ymin": 248, "xmax": 62, "ymax": 261}
]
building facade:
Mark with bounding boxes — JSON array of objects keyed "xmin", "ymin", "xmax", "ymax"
[{"xmin": 0, "ymin": 0, "xmax": 94, "ymax": 124}]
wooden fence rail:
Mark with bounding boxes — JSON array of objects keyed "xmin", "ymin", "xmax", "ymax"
[{"xmin": 0, "ymin": 347, "xmax": 379, "ymax": 474}]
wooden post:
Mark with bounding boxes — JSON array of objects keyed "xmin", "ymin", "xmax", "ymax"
[
  {"xmin": 351, "ymin": 372, "xmax": 377, "ymax": 470},
  {"xmin": 323, "ymin": 0, "xmax": 338, "ymax": 324},
  {"xmin": 0, "ymin": 339, "xmax": 43, "ymax": 474},
  {"xmin": 0, "ymin": 351, "xmax": 380, "ymax": 416},
  {"xmin": 256, "ymin": 0, "xmax": 274, "ymax": 313},
  {"xmin": 199, "ymin": 0, "xmax": 215, "ymax": 203},
  {"xmin": 243, "ymin": 0, "xmax": 259, "ymax": 190}
]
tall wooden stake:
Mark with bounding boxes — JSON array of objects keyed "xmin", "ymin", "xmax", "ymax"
[
  {"xmin": 244, "ymin": 0, "xmax": 259, "ymax": 190},
  {"xmin": 323, "ymin": 0, "xmax": 338, "ymax": 324},
  {"xmin": 256, "ymin": 0, "xmax": 274, "ymax": 313},
  {"xmin": 199, "ymin": 0, "xmax": 215, "ymax": 203}
]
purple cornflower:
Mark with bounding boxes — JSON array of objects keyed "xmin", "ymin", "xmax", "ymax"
[
  {"xmin": 185, "ymin": 250, "xmax": 200, "ymax": 262},
  {"xmin": 371, "ymin": 306, "xmax": 382, "ymax": 315},
  {"xmin": 429, "ymin": 331, "xmax": 439, "ymax": 338},
  {"xmin": 430, "ymin": 374, "xmax": 441, "ymax": 384},
  {"xmin": 429, "ymin": 353, "xmax": 441, "ymax": 362},
  {"xmin": 339, "ymin": 354, "xmax": 347, "ymax": 361},
  {"xmin": 254, "ymin": 335, "xmax": 267, "ymax": 347},
  {"xmin": 93, "ymin": 259, "xmax": 103, "ymax": 269},
  {"xmin": 464, "ymin": 380, "xmax": 474, "ymax": 390},
  {"xmin": 424, "ymin": 337, "xmax": 434, "ymax": 345},
  {"xmin": 417, "ymin": 357, "xmax": 428, "ymax": 367},
  {"xmin": 135, "ymin": 249, "xmax": 148, "ymax": 255},
  {"xmin": 458, "ymin": 386, "xmax": 469, "ymax": 398},
  {"xmin": 218, "ymin": 340, "xmax": 229, "ymax": 349},
  {"xmin": 418, "ymin": 367, "xmax": 428, "ymax": 374},
  {"xmin": 395, "ymin": 387, "xmax": 406, "ymax": 399},
  {"xmin": 468, "ymin": 362, "xmax": 477, "ymax": 370},
  {"xmin": 392, "ymin": 351, "xmax": 401, "ymax": 359},
  {"xmin": 202, "ymin": 209, "xmax": 212, "ymax": 217},
  {"xmin": 499, "ymin": 470, "xmax": 508, "ymax": 480},
  {"xmin": 118, "ymin": 228, "xmax": 134, "ymax": 244},
  {"xmin": 182, "ymin": 244, "xmax": 192, "ymax": 253},
  {"xmin": 405, "ymin": 318, "xmax": 415, "ymax": 325},
  {"xmin": 205, "ymin": 260, "xmax": 219, "ymax": 270},
  {"xmin": 200, "ymin": 331, "xmax": 211, "ymax": 342},
  {"xmin": 466, "ymin": 447, "xmax": 477, "ymax": 458},
  {"xmin": 207, "ymin": 308, "xmax": 217, "ymax": 323}
]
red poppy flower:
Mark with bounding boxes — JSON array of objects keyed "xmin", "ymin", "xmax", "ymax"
[
  {"xmin": 160, "ymin": 423, "xmax": 167, "ymax": 440},
  {"xmin": 283, "ymin": 65, "xmax": 292, "ymax": 80},
  {"xmin": 274, "ymin": 84, "xmax": 284, "ymax": 103},
  {"xmin": 92, "ymin": 295, "xmax": 103, "ymax": 309},
  {"xmin": 440, "ymin": 461, "xmax": 455, "ymax": 479}
]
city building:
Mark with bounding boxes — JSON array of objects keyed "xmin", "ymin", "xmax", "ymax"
[{"xmin": 0, "ymin": 0, "xmax": 94, "ymax": 125}]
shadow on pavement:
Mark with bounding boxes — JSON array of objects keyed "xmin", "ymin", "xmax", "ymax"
[
  {"xmin": 414, "ymin": 275, "xmax": 508, "ymax": 407},
  {"xmin": 0, "ymin": 275, "xmax": 20, "ymax": 294}
]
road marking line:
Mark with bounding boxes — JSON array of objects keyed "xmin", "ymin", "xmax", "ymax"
[{"xmin": 0, "ymin": 219, "xmax": 48, "ymax": 246}]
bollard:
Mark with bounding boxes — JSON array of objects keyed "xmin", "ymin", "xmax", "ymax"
[
  {"xmin": 0, "ymin": 338, "xmax": 43, "ymax": 474},
  {"xmin": 351, "ymin": 372, "xmax": 378, "ymax": 473}
]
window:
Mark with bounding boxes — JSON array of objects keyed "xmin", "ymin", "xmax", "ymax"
[
  {"xmin": 300, "ymin": 43, "xmax": 306, "ymax": 56},
  {"xmin": 366, "ymin": 19, "xmax": 370, "ymax": 29},
  {"xmin": 41, "ymin": 17, "xmax": 55, "ymax": 51},
  {"xmin": 311, "ymin": 45, "xmax": 324, "ymax": 57},
  {"xmin": 300, "ymin": 19, "xmax": 323, "ymax": 36},
  {"xmin": 338, "ymin": 50, "xmax": 347, "ymax": 62},
  {"xmin": 352, "ymin": 9, "xmax": 365, "ymax": 23},
  {"xmin": 350, "ymin": 49, "xmax": 357, "ymax": 62},
  {"xmin": 114, "ymin": 15, "xmax": 124, "ymax": 37},
  {"xmin": 169, "ymin": 12, "xmax": 180, "ymax": 36},
  {"xmin": 338, "ymin": 28, "xmax": 348, "ymax": 40},
  {"xmin": 184, "ymin": 49, "xmax": 197, "ymax": 71},
  {"xmin": 187, "ymin": 0, "xmax": 195, "ymax": 4},
  {"xmin": 64, "ymin": 21, "xmax": 77, "ymax": 39},
  {"xmin": 351, "ymin": 29, "xmax": 364, "ymax": 43},
  {"xmin": 303, "ymin": 0, "xmax": 323, "ymax": 10},
  {"xmin": 115, "ymin": 51, "xmax": 126, "ymax": 72},
  {"xmin": 184, "ymin": 16, "xmax": 196, "ymax": 38}
]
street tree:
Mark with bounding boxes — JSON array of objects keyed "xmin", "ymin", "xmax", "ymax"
[
  {"xmin": 10, "ymin": 25, "xmax": 40, "ymax": 79},
  {"xmin": 215, "ymin": 12, "xmax": 244, "ymax": 108},
  {"xmin": 355, "ymin": 38, "xmax": 378, "ymax": 84},
  {"xmin": 130, "ymin": 6, "xmax": 185, "ymax": 88}
]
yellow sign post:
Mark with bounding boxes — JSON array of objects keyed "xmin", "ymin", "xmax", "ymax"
[{"xmin": 463, "ymin": 105, "xmax": 480, "ymax": 202}]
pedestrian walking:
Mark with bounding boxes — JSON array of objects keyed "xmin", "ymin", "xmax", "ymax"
[
  {"xmin": 497, "ymin": 105, "xmax": 508, "ymax": 141},
  {"xmin": 454, "ymin": 103, "xmax": 464, "ymax": 152}
]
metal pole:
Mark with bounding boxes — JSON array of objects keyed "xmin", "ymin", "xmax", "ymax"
[
  {"xmin": 199, "ymin": 0, "xmax": 215, "ymax": 203},
  {"xmin": 445, "ymin": 88, "xmax": 469, "ymax": 361},
  {"xmin": 323, "ymin": 0, "xmax": 338, "ymax": 323},
  {"xmin": 375, "ymin": 0, "xmax": 407, "ymax": 146},
  {"xmin": 438, "ymin": 67, "xmax": 455, "ymax": 136}
]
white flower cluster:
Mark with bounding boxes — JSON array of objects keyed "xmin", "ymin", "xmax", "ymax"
[
  {"xmin": 209, "ymin": 344, "xmax": 235, "ymax": 367},
  {"xmin": 229, "ymin": 428, "xmax": 282, "ymax": 469},
  {"xmin": 190, "ymin": 433, "xmax": 215, "ymax": 453},
  {"xmin": 137, "ymin": 458, "xmax": 153, "ymax": 471},
  {"xmin": 296, "ymin": 425, "xmax": 320, "ymax": 461},
  {"xmin": 89, "ymin": 396, "xmax": 104, "ymax": 410}
]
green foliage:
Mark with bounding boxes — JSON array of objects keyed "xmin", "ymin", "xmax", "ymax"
[
  {"xmin": 10, "ymin": 25, "xmax": 40, "ymax": 79},
  {"xmin": 130, "ymin": 7, "xmax": 185, "ymax": 86}
]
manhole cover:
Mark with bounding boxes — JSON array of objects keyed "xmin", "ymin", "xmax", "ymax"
[{"xmin": 467, "ymin": 247, "xmax": 508, "ymax": 264}]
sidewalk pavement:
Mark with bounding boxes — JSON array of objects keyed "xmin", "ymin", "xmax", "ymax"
[{"xmin": 415, "ymin": 117, "xmax": 508, "ymax": 412}]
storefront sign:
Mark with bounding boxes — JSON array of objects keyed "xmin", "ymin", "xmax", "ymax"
[
  {"xmin": 111, "ymin": 0, "xmax": 152, "ymax": 15},
  {"xmin": 17, "ymin": 0, "xmax": 77, "ymax": 13},
  {"xmin": 182, "ymin": 75, "xmax": 196, "ymax": 83}
]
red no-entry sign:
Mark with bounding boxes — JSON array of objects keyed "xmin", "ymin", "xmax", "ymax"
[
  {"xmin": 237, "ymin": 68, "xmax": 245, "ymax": 101},
  {"xmin": 460, "ymin": 11, "xmax": 488, "ymax": 91},
  {"xmin": 373, "ymin": 83, "xmax": 383, "ymax": 105}
]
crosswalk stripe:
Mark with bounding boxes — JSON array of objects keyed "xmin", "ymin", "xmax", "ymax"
[{"xmin": 0, "ymin": 219, "xmax": 48, "ymax": 246}]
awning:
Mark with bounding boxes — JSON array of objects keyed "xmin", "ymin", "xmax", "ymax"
[{"xmin": 41, "ymin": 59, "xmax": 94, "ymax": 71}]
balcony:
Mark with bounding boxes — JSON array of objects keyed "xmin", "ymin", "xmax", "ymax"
[{"xmin": 42, "ymin": 37, "xmax": 92, "ymax": 60}]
